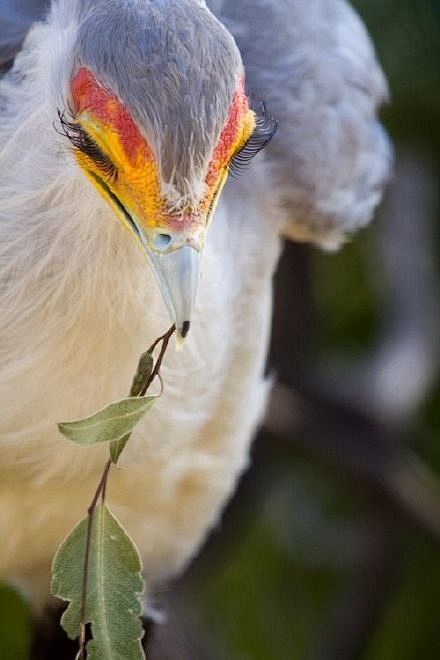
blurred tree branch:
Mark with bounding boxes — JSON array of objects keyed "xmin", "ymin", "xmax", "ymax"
[{"xmin": 265, "ymin": 382, "xmax": 440, "ymax": 540}]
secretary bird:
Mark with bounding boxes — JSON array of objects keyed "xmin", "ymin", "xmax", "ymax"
[{"xmin": 0, "ymin": 0, "xmax": 391, "ymax": 616}]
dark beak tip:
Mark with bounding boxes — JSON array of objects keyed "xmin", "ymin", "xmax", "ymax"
[{"xmin": 180, "ymin": 321, "xmax": 191, "ymax": 338}]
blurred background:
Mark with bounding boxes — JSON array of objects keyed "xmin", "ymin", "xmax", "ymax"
[{"xmin": 1, "ymin": 0, "xmax": 440, "ymax": 658}]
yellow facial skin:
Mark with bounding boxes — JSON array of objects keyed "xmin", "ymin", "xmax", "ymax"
[
  {"xmin": 70, "ymin": 68, "xmax": 256, "ymax": 254},
  {"xmin": 75, "ymin": 110, "xmax": 255, "ymax": 254},
  {"xmin": 73, "ymin": 114, "xmax": 162, "ymax": 250},
  {"xmin": 201, "ymin": 108, "xmax": 256, "ymax": 220}
]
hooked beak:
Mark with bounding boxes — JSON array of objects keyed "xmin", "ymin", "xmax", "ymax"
[{"xmin": 147, "ymin": 245, "xmax": 201, "ymax": 341}]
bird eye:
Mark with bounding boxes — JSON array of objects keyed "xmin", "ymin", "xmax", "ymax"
[
  {"xmin": 56, "ymin": 109, "xmax": 118, "ymax": 182},
  {"xmin": 227, "ymin": 101, "xmax": 277, "ymax": 177}
]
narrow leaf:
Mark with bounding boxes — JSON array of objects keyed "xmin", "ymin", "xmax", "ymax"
[
  {"xmin": 51, "ymin": 503, "xmax": 145, "ymax": 659},
  {"xmin": 58, "ymin": 396, "xmax": 156, "ymax": 446},
  {"xmin": 129, "ymin": 352, "xmax": 154, "ymax": 398},
  {"xmin": 110, "ymin": 352, "xmax": 154, "ymax": 464},
  {"xmin": 110, "ymin": 431, "xmax": 131, "ymax": 465}
]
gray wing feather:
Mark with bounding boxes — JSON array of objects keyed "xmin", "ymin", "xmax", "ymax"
[
  {"xmin": 209, "ymin": 0, "xmax": 393, "ymax": 248},
  {"xmin": 0, "ymin": 0, "xmax": 48, "ymax": 68}
]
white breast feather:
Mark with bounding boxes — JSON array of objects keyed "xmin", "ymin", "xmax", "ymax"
[{"xmin": 0, "ymin": 14, "xmax": 281, "ymax": 605}]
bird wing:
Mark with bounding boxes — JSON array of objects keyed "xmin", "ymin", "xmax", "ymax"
[
  {"xmin": 209, "ymin": 0, "xmax": 393, "ymax": 249},
  {"xmin": 0, "ymin": 0, "xmax": 48, "ymax": 69}
]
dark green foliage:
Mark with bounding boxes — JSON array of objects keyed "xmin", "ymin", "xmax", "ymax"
[{"xmin": 0, "ymin": 586, "xmax": 29, "ymax": 660}]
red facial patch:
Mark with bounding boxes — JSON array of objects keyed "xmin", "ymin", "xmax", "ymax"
[
  {"xmin": 206, "ymin": 77, "xmax": 250, "ymax": 187},
  {"xmin": 71, "ymin": 67, "xmax": 152, "ymax": 165}
]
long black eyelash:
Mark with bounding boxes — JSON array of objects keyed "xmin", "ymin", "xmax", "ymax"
[
  {"xmin": 56, "ymin": 109, "xmax": 118, "ymax": 182},
  {"xmin": 228, "ymin": 101, "xmax": 277, "ymax": 177}
]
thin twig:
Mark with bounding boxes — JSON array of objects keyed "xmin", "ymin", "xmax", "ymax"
[
  {"xmin": 87, "ymin": 459, "xmax": 112, "ymax": 517},
  {"xmin": 141, "ymin": 325, "xmax": 176, "ymax": 395},
  {"xmin": 147, "ymin": 324, "xmax": 176, "ymax": 356},
  {"xmin": 76, "ymin": 325, "xmax": 176, "ymax": 657}
]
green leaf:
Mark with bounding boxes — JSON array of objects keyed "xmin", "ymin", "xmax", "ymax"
[
  {"xmin": 110, "ymin": 352, "xmax": 155, "ymax": 464},
  {"xmin": 129, "ymin": 352, "xmax": 154, "ymax": 398},
  {"xmin": 51, "ymin": 503, "xmax": 145, "ymax": 660},
  {"xmin": 58, "ymin": 396, "xmax": 156, "ymax": 446},
  {"xmin": 110, "ymin": 432, "xmax": 131, "ymax": 465}
]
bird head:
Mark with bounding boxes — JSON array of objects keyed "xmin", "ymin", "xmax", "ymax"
[{"xmin": 57, "ymin": 0, "xmax": 275, "ymax": 339}]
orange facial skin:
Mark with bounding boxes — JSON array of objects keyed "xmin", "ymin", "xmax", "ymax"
[
  {"xmin": 200, "ymin": 76, "xmax": 256, "ymax": 220},
  {"xmin": 70, "ymin": 68, "xmax": 255, "ymax": 250}
]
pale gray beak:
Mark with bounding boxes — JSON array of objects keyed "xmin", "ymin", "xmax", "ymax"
[{"xmin": 147, "ymin": 245, "xmax": 201, "ymax": 340}]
